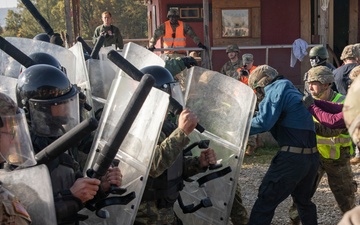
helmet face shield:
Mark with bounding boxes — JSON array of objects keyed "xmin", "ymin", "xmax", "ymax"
[
  {"xmin": 0, "ymin": 110, "xmax": 36, "ymax": 168},
  {"xmin": 29, "ymin": 90, "xmax": 79, "ymax": 137}
]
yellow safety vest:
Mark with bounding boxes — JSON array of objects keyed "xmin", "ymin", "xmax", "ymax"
[
  {"xmin": 163, "ymin": 21, "xmax": 186, "ymax": 54},
  {"xmin": 315, "ymin": 93, "xmax": 353, "ymax": 159}
]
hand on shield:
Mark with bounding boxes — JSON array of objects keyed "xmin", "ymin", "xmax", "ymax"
[
  {"xmin": 70, "ymin": 178, "xmax": 100, "ymax": 203},
  {"xmin": 178, "ymin": 108, "xmax": 199, "ymax": 135},
  {"xmin": 199, "ymin": 148, "xmax": 217, "ymax": 168},
  {"xmin": 100, "ymin": 167, "xmax": 123, "ymax": 192}
]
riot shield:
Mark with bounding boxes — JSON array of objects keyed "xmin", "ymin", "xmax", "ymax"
[
  {"xmin": 173, "ymin": 66, "xmax": 256, "ymax": 225},
  {"xmin": 0, "ymin": 37, "xmax": 76, "ymax": 78},
  {"xmin": 0, "ymin": 76, "xmax": 18, "ymax": 101},
  {"xmin": 86, "ymin": 42, "xmax": 164, "ymax": 112},
  {"xmin": 80, "ymin": 74, "xmax": 169, "ymax": 224},
  {"xmin": 0, "ymin": 165, "xmax": 56, "ymax": 225},
  {"xmin": 69, "ymin": 42, "xmax": 95, "ymax": 118}
]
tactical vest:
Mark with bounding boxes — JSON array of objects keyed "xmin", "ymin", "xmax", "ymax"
[
  {"xmin": 315, "ymin": 93, "xmax": 353, "ymax": 159},
  {"xmin": 163, "ymin": 21, "xmax": 186, "ymax": 54},
  {"xmin": 142, "ymin": 120, "xmax": 184, "ymax": 209}
]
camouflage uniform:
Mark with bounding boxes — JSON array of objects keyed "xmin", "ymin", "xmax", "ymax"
[
  {"xmin": 149, "ymin": 22, "xmax": 201, "ymax": 50},
  {"xmin": 220, "ymin": 59, "xmax": 243, "ymax": 79},
  {"xmin": 0, "ymin": 183, "xmax": 31, "ymax": 225},
  {"xmin": 135, "ymin": 118, "xmax": 207, "ymax": 225},
  {"xmin": 290, "ymin": 68, "xmax": 357, "ymax": 224},
  {"xmin": 0, "ymin": 94, "xmax": 32, "ymax": 225}
]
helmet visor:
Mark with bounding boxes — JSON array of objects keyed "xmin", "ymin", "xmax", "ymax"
[
  {"xmin": 29, "ymin": 91, "xmax": 80, "ymax": 137},
  {"xmin": 0, "ymin": 110, "xmax": 36, "ymax": 168}
]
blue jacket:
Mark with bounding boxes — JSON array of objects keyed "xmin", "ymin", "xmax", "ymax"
[{"xmin": 250, "ymin": 78, "xmax": 315, "ymax": 140}]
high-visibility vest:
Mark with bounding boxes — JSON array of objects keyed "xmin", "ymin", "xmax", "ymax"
[
  {"xmin": 315, "ymin": 93, "xmax": 353, "ymax": 159},
  {"xmin": 163, "ymin": 21, "xmax": 186, "ymax": 53}
]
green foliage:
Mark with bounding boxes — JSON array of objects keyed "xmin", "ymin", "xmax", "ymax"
[
  {"xmin": 3, "ymin": 9, "xmax": 23, "ymax": 37},
  {"xmin": 3, "ymin": 0, "xmax": 147, "ymax": 40}
]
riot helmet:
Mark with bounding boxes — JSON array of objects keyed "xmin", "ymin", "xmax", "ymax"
[
  {"xmin": 309, "ymin": 45, "xmax": 329, "ymax": 67},
  {"xmin": 0, "ymin": 92, "xmax": 36, "ymax": 168},
  {"xmin": 33, "ymin": 33, "xmax": 50, "ymax": 42},
  {"xmin": 306, "ymin": 66, "xmax": 334, "ymax": 84},
  {"xmin": 226, "ymin": 44, "xmax": 240, "ymax": 53},
  {"xmin": 16, "ymin": 64, "xmax": 79, "ymax": 137},
  {"xmin": 140, "ymin": 65, "xmax": 184, "ymax": 106},
  {"xmin": 23, "ymin": 52, "xmax": 67, "ymax": 75}
]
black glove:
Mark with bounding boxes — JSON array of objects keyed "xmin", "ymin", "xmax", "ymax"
[
  {"xmin": 148, "ymin": 46, "xmax": 155, "ymax": 52},
  {"xmin": 182, "ymin": 56, "xmax": 198, "ymax": 68},
  {"xmin": 197, "ymin": 42, "xmax": 207, "ymax": 50},
  {"xmin": 302, "ymin": 89, "xmax": 314, "ymax": 109}
]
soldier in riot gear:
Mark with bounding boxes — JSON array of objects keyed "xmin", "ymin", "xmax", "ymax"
[
  {"xmin": 220, "ymin": 44, "xmax": 242, "ymax": 79},
  {"xmin": 0, "ymin": 92, "xmax": 35, "ymax": 224},
  {"xmin": 33, "ymin": 33, "xmax": 50, "ymax": 42},
  {"xmin": 135, "ymin": 65, "xmax": 217, "ymax": 225},
  {"xmin": 25, "ymin": 52, "xmax": 67, "ymax": 74},
  {"xmin": 16, "ymin": 64, "xmax": 122, "ymax": 225}
]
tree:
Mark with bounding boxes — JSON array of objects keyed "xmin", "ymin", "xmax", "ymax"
[{"xmin": 3, "ymin": 0, "xmax": 147, "ymax": 41}]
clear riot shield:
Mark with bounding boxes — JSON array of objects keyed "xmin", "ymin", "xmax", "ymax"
[
  {"xmin": 0, "ymin": 165, "xmax": 56, "ymax": 225},
  {"xmin": 173, "ymin": 66, "xmax": 256, "ymax": 225},
  {"xmin": 69, "ymin": 43, "xmax": 94, "ymax": 118},
  {"xmin": 80, "ymin": 74, "xmax": 169, "ymax": 225},
  {"xmin": 0, "ymin": 76, "xmax": 18, "ymax": 101},
  {"xmin": 0, "ymin": 37, "xmax": 76, "ymax": 78},
  {"xmin": 87, "ymin": 42, "xmax": 165, "ymax": 112}
]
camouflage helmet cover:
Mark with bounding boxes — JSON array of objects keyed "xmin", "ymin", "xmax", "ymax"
[
  {"xmin": 248, "ymin": 65, "xmax": 279, "ymax": 89},
  {"xmin": 226, "ymin": 44, "xmax": 240, "ymax": 53},
  {"xmin": 349, "ymin": 65, "xmax": 360, "ymax": 81},
  {"xmin": 306, "ymin": 66, "xmax": 334, "ymax": 84},
  {"xmin": 340, "ymin": 44, "xmax": 359, "ymax": 60},
  {"xmin": 167, "ymin": 9, "xmax": 179, "ymax": 18},
  {"xmin": 343, "ymin": 75, "xmax": 360, "ymax": 146},
  {"xmin": 309, "ymin": 45, "xmax": 329, "ymax": 59}
]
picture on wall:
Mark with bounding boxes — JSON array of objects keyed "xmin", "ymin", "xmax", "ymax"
[{"xmin": 222, "ymin": 9, "xmax": 250, "ymax": 37}]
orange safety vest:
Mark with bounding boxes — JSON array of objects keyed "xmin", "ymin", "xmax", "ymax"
[
  {"xmin": 163, "ymin": 21, "xmax": 186, "ymax": 53},
  {"xmin": 237, "ymin": 65, "xmax": 257, "ymax": 85}
]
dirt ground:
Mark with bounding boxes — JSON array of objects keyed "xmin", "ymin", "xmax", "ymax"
[{"xmin": 238, "ymin": 162, "xmax": 360, "ymax": 225}]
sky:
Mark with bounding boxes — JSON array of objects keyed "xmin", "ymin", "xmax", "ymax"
[{"xmin": 0, "ymin": 0, "xmax": 17, "ymax": 8}]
